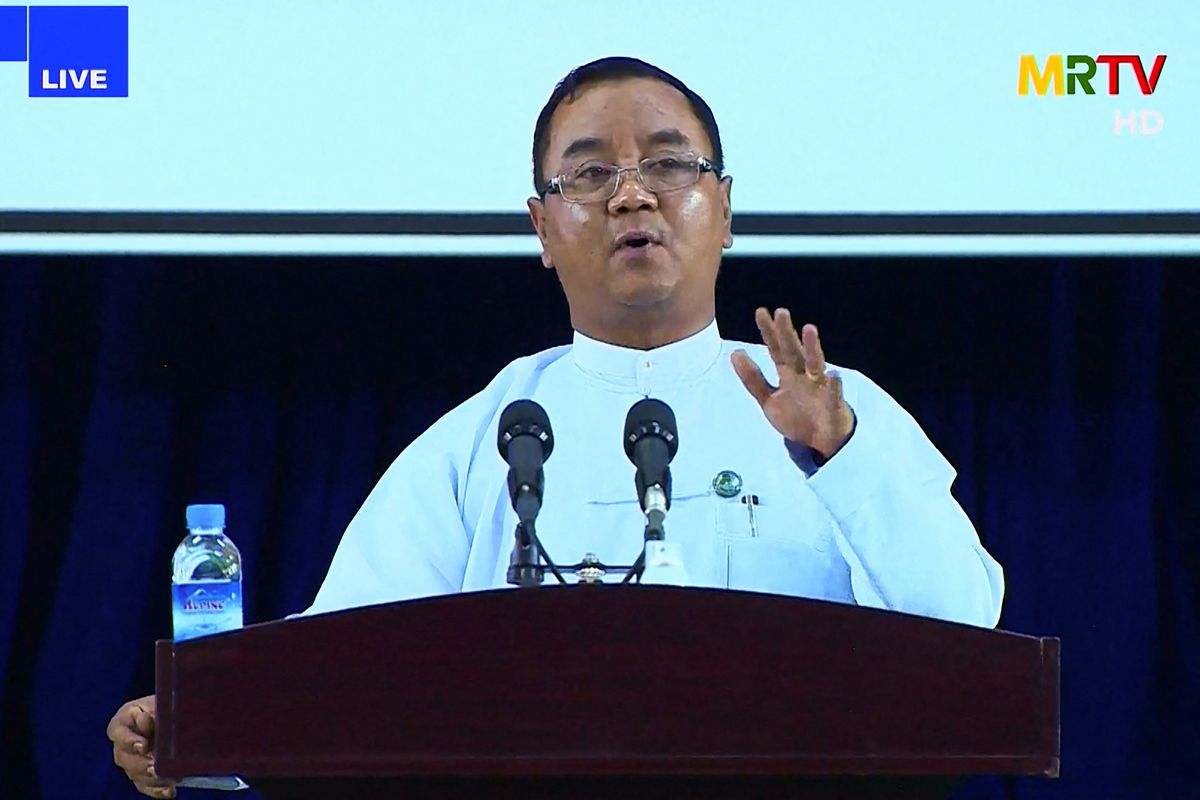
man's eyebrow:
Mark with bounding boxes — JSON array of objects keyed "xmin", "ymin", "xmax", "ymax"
[
  {"xmin": 645, "ymin": 128, "xmax": 692, "ymax": 149},
  {"xmin": 558, "ymin": 128, "xmax": 694, "ymax": 163},
  {"xmin": 560, "ymin": 137, "xmax": 606, "ymax": 163}
]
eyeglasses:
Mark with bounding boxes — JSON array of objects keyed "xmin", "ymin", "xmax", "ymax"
[{"xmin": 542, "ymin": 152, "xmax": 717, "ymax": 204}]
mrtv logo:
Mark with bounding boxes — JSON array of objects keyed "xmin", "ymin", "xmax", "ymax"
[
  {"xmin": 1018, "ymin": 53, "xmax": 1166, "ymax": 136},
  {"xmin": 0, "ymin": 5, "xmax": 128, "ymax": 97}
]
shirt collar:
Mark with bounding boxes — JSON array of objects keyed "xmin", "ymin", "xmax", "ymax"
[{"xmin": 570, "ymin": 319, "xmax": 723, "ymax": 394}]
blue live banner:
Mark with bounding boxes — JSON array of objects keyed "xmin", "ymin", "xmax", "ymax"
[
  {"xmin": 0, "ymin": 6, "xmax": 27, "ymax": 61},
  {"xmin": 26, "ymin": 5, "xmax": 128, "ymax": 96}
]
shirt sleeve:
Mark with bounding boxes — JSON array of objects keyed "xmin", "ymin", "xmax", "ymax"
[
  {"xmin": 301, "ymin": 419, "xmax": 474, "ymax": 616},
  {"xmin": 802, "ymin": 369, "xmax": 1005, "ymax": 628}
]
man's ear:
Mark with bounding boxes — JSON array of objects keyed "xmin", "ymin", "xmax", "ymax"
[
  {"xmin": 527, "ymin": 197, "xmax": 554, "ymax": 269},
  {"xmin": 719, "ymin": 175, "xmax": 733, "ymax": 249}
]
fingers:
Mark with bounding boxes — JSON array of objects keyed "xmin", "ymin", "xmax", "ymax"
[
  {"xmin": 800, "ymin": 322, "xmax": 827, "ymax": 381},
  {"xmin": 111, "ymin": 734, "xmax": 154, "ymax": 779},
  {"xmin": 826, "ymin": 372, "xmax": 846, "ymax": 408},
  {"xmin": 106, "ymin": 704, "xmax": 131, "ymax": 745},
  {"xmin": 753, "ymin": 307, "xmax": 781, "ymax": 363},
  {"xmin": 131, "ymin": 704, "xmax": 156, "ymax": 740},
  {"xmin": 136, "ymin": 771, "xmax": 177, "ymax": 798},
  {"xmin": 755, "ymin": 308, "xmax": 825, "ymax": 380},
  {"xmin": 112, "ymin": 745, "xmax": 175, "ymax": 796},
  {"xmin": 108, "ymin": 701, "xmax": 151, "ymax": 754},
  {"xmin": 772, "ymin": 309, "xmax": 807, "ymax": 371},
  {"xmin": 110, "ymin": 696, "xmax": 174, "ymax": 796},
  {"xmin": 732, "ymin": 350, "xmax": 774, "ymax": 407},
  {"xmin": 825, "ymin": 371, "xmax": 857, "ymax": 443},
  {"xmin": 143, "ymin": 762, "xmax": 177, "ymax": 796},
  {"xmin": 110, "ymin": 727, "xmax": 150, "ymax": 762},
  {"xmin": 112, "ymin": 741, "xmax": 144, "ymax": 773}
]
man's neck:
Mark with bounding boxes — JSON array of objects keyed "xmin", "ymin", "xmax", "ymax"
[{"xmin": 572, "ymin": 315, "xmax": 715, "ymax": 351}]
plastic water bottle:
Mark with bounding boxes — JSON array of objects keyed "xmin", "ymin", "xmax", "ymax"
[
  {"xmin": 169, "ymin": 504, "xmax": 251, "ymax": 791},
  {"xmin": 171, "ymin": 503, "xmax": 242, "ymax": 642}
]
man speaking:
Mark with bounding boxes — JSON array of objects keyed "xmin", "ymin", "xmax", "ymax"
[{"xmin": 109, "ymin": 56, "xmax": 1003, "ymax": 797}]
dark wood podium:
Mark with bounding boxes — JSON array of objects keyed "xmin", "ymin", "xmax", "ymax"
[{"xmin": 155, "ymin": 586, "xmax": 1059, "ymax": 799}]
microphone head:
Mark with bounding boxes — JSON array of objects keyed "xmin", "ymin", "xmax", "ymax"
[
  {"xmin": 497, "ymin": 399, "xmax": 554, "ymax": 463},
  {"xmin": 623, "ymin": 398, "xmax": 678, "ymax": 462}
]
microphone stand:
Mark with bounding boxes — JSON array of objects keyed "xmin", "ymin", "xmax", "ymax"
[
  {"xmin": 507, "ymin": 521, "xmax": 540, "ymax": 587},
  {"xmin": 507, "ymin": 519, "xmax": 567, "ymax": 587},
  {"xmin": 619, "ymin": 551, "xmax": 645, "ymax": 584},
  {"xmin": 620, "ymin": 484, "xmax": 668, "ymax": 583}
]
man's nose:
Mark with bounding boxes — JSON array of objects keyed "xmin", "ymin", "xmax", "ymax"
[{"xmin": 608, "ymin": 168, "xmax": 658, "ymax": 213}]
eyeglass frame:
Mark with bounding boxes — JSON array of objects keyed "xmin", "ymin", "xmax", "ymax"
[{"xmin": 540, "ymin": 152, "xmax": 718, "ymax": 203}]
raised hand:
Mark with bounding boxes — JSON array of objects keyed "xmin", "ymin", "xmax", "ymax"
[{"xmin": 731, "ymin": 307, "xmax": 856, "ymax": 459}]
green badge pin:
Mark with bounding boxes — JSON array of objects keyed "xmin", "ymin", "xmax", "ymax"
[{"xmin": 712, "ymin": 469, "xmax": 743, "ymax": 498}]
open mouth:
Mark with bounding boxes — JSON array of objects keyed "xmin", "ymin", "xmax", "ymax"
[{"xmin": 614, "ymin": 231, "xmax": 661, "ymax": 253}]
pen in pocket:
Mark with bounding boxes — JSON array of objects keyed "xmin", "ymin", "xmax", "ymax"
[{"xmin": 741, "ymin": 493, "xmax": 760, "ymax": 537}]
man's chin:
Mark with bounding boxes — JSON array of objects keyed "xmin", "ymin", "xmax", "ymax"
[{"xmin": 611, "ymin": 283, "xmax": 677, "ymax": 309}]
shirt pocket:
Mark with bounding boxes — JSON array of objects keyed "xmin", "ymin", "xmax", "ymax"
[
  {"xmin": 716, "ymin": 488, "xmax": 836, "ymax": 597},
  {"xmin": 714, "ymin": 490, "xmax": 828, "ymax": 551}
]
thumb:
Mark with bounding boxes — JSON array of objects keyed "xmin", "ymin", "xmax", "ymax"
[
  {"xmin": 131, "ymin": 704, "xmax": 156, "ymax": 741},
  {"xmin": 731, "ymin": 350, "xmax": 773, "ymax": 407}
]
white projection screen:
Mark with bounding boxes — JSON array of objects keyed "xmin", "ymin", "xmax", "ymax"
[{"xmin": 0, "ymin": 0, "xmax": 1197, "ymax": 256}]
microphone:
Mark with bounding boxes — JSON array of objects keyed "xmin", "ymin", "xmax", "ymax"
[
  {"xmin": 497, "ymin": 399, "xmax": 554, "ymax": 525},
  {"xmin": 498, "ymin": 400, "xmax": 557, "ymax": 587},
  {"xmin": 623, "ymin": 398, "xmax": 678, "ymax": 540}
]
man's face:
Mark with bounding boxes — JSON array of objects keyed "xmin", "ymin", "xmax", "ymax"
[{"xmin": 528, "ymin": 77, "xmax": 732, "ymax": 340}]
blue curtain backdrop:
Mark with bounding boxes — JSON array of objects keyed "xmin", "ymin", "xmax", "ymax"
[{"xmin": 0, "ymin": 254, "xmax": 1195, "ymax": 799}]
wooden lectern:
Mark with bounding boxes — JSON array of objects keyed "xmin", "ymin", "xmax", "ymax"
[{"xmin": 155, "ymin": 586, "xmax": 1059, "ymax": 799}]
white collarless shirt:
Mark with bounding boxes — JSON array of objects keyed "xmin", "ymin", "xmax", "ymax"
[{"xmin": 306, "ymin": 321, "xmax": 1004, "ymax": 627}]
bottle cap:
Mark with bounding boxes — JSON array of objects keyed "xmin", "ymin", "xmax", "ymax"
[{"xmin": 185, "ymin": 504, "xmax": 225, "ymax": 529}]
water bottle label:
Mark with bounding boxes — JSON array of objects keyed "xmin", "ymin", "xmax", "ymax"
[{"xmin": 172, "ymin": 581, "xmax": 243, "ymax": 642}]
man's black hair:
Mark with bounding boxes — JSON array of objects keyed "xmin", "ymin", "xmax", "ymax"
[{"xmin": 532, "ymin": 56, "xmax": 724, "ymax": 196}]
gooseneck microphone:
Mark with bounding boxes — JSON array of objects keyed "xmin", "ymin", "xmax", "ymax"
[
  {"xmin": 497, "ymin": 400, "xmax": 556, "ymax": 587},
  {"xmin": 624, "ymin": 398, "xmax": 679, "ymax": 542},
  {"xmin": 498, "ymin": 400, "xmax": 554, "ymax": 523}
]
